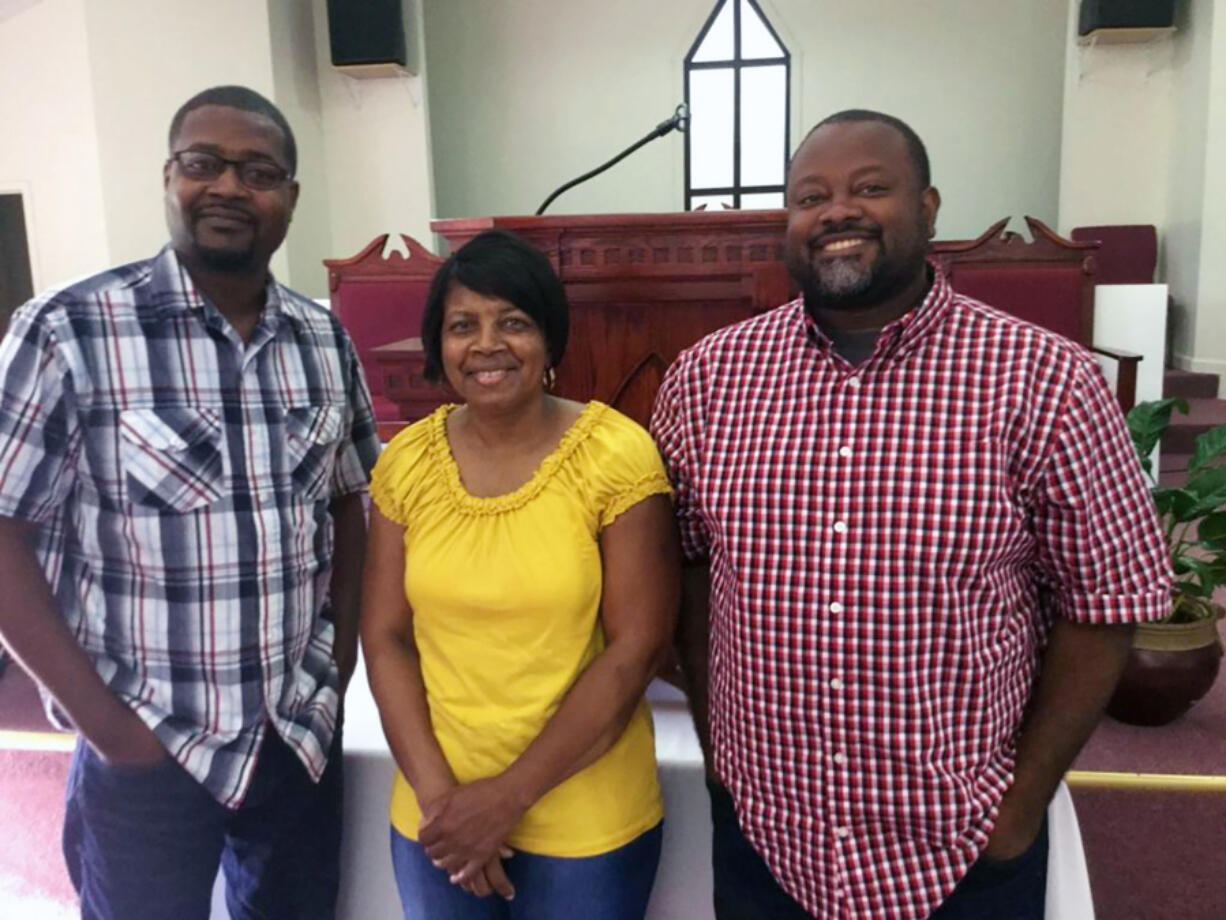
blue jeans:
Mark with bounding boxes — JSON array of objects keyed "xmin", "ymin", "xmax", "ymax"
[
  {"xmin": 708, "ymin": 782, "xmax": 812, "ymax": 920},
  {"xmin": 929, "ymin": 818, "xmax": 1048, "ymax": 920},
  {"xmin": 708, "ymin": 782, "xmax": 1048, "ymax": 920},
  {"xmin": 390, "ymin": 822, "xmax": 663, "ymax": 920},
  {"xmin": 62, "ymin": 724, "xmax": 343, "ymax": 920}
]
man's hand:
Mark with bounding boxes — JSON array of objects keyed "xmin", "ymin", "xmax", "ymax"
[
  {"xmin": 418, "ymin": 777, "xmax": 527, "ymax": 890},
  {"xmin": 982, "ymin": 621, "xmax": 1136, "ymax": 864},
  {"xmin": 329, "ymin": 493, "xmax": 366, "ymax": 698},
  {"xmin": 982, "ymin": 789, "xmax": 1044, "ymax": 862},
  {"xmin": 334, "ymin": 645, "xmax": 357, "ymax": 696},
  {"xmin": 89, "ymin": 704, "xmax": 167, "ymax": 768}
]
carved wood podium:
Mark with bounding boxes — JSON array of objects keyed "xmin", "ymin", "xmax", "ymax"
[
  {"xmin": 327, "ymin": 212, "xmax": 1136, "ymax": 436},
  {"xmin": 432, "ymin": 211, "xmax": 792, "ymax": 425}
]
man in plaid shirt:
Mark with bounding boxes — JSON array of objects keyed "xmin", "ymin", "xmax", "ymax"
[
  {"xmin": 651, "ymin": 110, "xmax": 1170, "ymax": 919},
  {"xmin": 0, "ymin": 86, "xmax": 379, "ymax": 918}
]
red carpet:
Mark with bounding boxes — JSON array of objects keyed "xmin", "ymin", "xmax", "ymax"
[
  {"xmin": 4, "ymin": 636, "xmax": 1226, "ymax": 919},
  {"xmin": 1073, "ymin": 787, "xmax": 1226, "ymax": 920},
  {"xmin": 0, "ymin": 748, "xmax": 75, "ymax": 917},
  {"xmin": 0, "ymin": 661, "xmax": 75, "ymax": 917}
]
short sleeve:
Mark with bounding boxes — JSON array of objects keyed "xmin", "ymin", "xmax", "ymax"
[
  {"xmin": 1032, "ymin": 359, "xmax": 1171, "ymax": 624},
  {"xmin": 368, "ymin": 415, "xmax": 434, "ymax": 526},
  {"xmin": 329, "ymin": 335, "xmax": 381, "ymax": 498},
  {"xmin": 581, "ymin": 408, "xmax": 672, "ymax": 531},
  {"xmin": 650, "ymin": 348, "xmax": 711, "ymax": 561},
  {"xmin": 0, "ymin": 304, "xmax": 79, "ymax": 523}
]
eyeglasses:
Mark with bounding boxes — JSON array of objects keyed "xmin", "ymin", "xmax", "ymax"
[{"xmin": 168, "ymin": 150, "xmax": 293, "ymax": 191}]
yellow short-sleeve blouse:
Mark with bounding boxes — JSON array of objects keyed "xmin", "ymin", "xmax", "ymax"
[{"xmin": 369, "ymin": 401, "xmax": 671, "ymax": 857}]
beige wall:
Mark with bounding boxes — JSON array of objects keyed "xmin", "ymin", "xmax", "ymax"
[
  {"xmin": 0, "ymin": 0, "xmax": 438, "ymax": 300},
  {"xmin": 423, "ymin": 0, "xmax": 1068, "ymax": 239},
  {"xmin": 1057, "ymin": 2, "xmax": 1175, "ymax": 236},
  {"xmin": 1184, "ymin": 0, "xmax": 1226, "ymax": 379},
  {"xmin": 0, "ymin": 0, "xmax": 109, "ymax": 291},
  {"xmin": 311, "ymin": 0, "xmax": 436, "ymax": 265},
  {"xmin": 268, "ymin": 0, "xmax": 332, "ymax": 297},
  {"xmin": 1056, "ymin": 0, "xmax": 1226, "ymax": 383},
  {"xmin": 1165, "ymin": 0, "xmax": 1215, "ymax": 373},
  {"xmin": 80, "ymin": 0, "xmax": 284, "ymax": 275}
]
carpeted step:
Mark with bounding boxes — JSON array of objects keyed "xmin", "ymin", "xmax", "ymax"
[
  {"xmin": 1164, "ymin": 368, "xmax": 1220, "ymax": 400},
  {"xmin": 0, "ymin": 748, "xmax": 75, "ymax": 914},
  {"xmin": 1160, "ymin": 398, "xmax": 1226, "ymax": 454}
]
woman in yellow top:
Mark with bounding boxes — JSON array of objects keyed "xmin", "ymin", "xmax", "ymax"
[{"xmin": 361, "ymin": 230, "xmax": 680, "ymax": 919}]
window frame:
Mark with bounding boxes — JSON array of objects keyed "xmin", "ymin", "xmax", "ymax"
[{"xmin": 684, "ymin": 0, "xmax": 791, "ymax": 210}]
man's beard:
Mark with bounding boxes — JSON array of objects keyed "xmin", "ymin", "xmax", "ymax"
[
  {"xmin": 815, "ymin": 255, "xmax": 875, "ymax": 299},
  {"xmin": 193, "ymin": 240, "xmax": 257, "ymax": 272},
  {"xmin": 790, "ymin": 230, "xmax": 928, "ymax": 312}
]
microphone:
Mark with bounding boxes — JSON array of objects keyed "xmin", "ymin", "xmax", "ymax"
[
  {"xmin": 535, "ymin": 104, "xmax": 689, "ymax": 216},
  {"xmin": 653, "ymin": 103, "xmax": 690, "ymax": 138}
]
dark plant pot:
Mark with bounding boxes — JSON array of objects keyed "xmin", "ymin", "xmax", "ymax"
[{"xmin": 1106, "ymin": 615, "xmax": 1223, "ymax": 727}]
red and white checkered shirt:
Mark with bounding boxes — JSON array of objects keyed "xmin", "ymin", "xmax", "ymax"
[{"xmin": 650, "ymin": 267, "xmax": 1169, "ymax": 919}]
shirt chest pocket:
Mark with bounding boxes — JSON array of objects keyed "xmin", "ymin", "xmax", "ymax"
[
  {"xmin": 284, "ymin": 404, "xmax": 345, "ymax": 502},
  {"xmin": 119, "ymin": 407, "xmax": 224, "ymax": 513}
]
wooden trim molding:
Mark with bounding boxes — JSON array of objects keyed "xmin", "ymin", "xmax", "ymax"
[{"xmin": 1066, "ymin": 770, "xmax": 1226, "ymax": 793}]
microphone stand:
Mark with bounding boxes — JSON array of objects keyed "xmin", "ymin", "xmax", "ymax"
[{"xmin": 535, "ymin": 104, "xmax": 689, "ymax": 216}]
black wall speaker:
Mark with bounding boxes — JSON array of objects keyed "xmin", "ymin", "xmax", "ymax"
[
  {"xmin": 326, "ymin": 0, "xmax": 408, "ymax": 69},
  {"xmin": 1079, "ymin": 0, "xmax": 1177, "ymax": 35}
]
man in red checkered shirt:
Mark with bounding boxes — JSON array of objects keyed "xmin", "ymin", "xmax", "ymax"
[{"xmin": 650, "ymin": 110, "xmax": 1170, "ymax": 919}]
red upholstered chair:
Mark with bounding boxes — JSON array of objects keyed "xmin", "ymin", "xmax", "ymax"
[
  {"xmin": 323, "ymin": 235, "xmax": 446, "ymax": 438},
  {"xmin": 930, "ymin": 217, "xmax": 1140, "ymax": 411},
  {"xmin": 1070, "ymin": 224, "xmax": 1158, "ymax": 285}
]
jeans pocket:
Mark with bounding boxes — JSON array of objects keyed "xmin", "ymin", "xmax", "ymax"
[
  {"xmin": 971, "ymin": 820, "xmax": 1049, "ymax": 885},
  {"xmin": 84, "ymin": 741, "xmax": 174, "ymax": 776}
]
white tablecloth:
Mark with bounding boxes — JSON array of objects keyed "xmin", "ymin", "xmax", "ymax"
[{"xmin": 211, "ymin": 667, "xmax": 1094, "ymax": 919}]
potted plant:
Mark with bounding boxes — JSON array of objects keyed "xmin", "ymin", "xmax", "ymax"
[{"xmin": 1106, "ymin": 398, "xmax": 1226, "ymax": 726}]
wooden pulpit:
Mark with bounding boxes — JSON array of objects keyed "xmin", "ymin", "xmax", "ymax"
[
  {"xmin": 327, "ymin": 212, "xmax": 1136, "ymax": 436},
  {"xmin": 431, "ymin": 211, "xmax": 792, "ymax": 426}
]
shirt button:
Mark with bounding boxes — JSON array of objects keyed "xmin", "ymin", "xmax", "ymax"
[
  {"xmin": 830, "ymin": 677, "xmax": 845, "ymax": 690},
  {"xmin": 833, "ymin": 520, "xmax": 848, "ymax": 534},
  {"xmin": 846, "ymin": 377, "xmax": 861, "ymax": 389},
  {"xmin": 833, "ymin": 751, "xmax": 849, "ymax": 766},
  {"xmin": 838, "ymin": 445, "xmax": 852, "ymax": 458},
  {"xmin": 834, "ymin": 826, "xmax": 851, "ymax": 840},
  {"xmin": 829, "ymin": 601, "xmax": 844, "ymax": 614}
]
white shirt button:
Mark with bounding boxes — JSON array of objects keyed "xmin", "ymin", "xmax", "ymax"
[
  {"xmin": 838, "ymin": 445, "xmax": 852, "ymax": 458},
  {"xmin": 833, "ymin": 520, "xmax": 848, "ymax": 534},
  {"xmin": 833, "ymin": 751, "xmax": 849, "ymax": 766},
  {"xmin": 834, "ymin": 826, "xmax": 851, "ymax": 839},
  {"xmin": 830, "ymin": 677, "xmax": 845, "ymax": 690},
  {"xmin": 829, "ymin": 601, "xmax": 844, "ymax": 614},
  {"xmin": 846, "ymin": 377, "xmax": 861, "ymax": 389}
]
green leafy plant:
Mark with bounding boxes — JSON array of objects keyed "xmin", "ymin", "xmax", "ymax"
[{"xmin": 1128, "ymin": 398, "xmax": 1226, "ymax": 623}]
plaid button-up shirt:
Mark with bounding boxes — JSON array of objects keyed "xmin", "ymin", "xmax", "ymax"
[
  {"xmin": 0, "ymin": 247, "xmax": 380, "ymax": 807},
  {"xmin": 650, "ymin": 267, "xmax": 1170, "ymax": 919}
]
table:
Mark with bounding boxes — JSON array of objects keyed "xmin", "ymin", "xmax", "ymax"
[{"xmin": 208, "ymin": 663, "xmax": 1095, "ymax": 919}]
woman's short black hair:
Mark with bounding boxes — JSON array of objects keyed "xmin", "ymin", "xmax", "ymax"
[{"xmin": 421, "ymin": 230, "xmax": 570, "ymax": 383}]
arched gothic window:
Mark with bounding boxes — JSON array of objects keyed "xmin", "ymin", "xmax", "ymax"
[{"xmin": 685, "ymin": 0, "xmax": 790, "ymax": 210}]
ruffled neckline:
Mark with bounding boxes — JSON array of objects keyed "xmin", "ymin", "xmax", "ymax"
[{"xmin": 427, "ymin": 401, "xmax": 608, "ymax": 515}]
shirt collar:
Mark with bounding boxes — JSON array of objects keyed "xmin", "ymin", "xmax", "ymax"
[
  {"xmin": 798, "ymin": 260, "xmax": 955, "ymax": 363},
  {"xmin": 149, "ymin": 245, "xmax": 299, "ymax": 332}
]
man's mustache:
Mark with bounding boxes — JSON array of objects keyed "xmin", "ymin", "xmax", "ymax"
[{"xmin": 809, "ymin": 222, "xmax": 882, "ymax": 248}]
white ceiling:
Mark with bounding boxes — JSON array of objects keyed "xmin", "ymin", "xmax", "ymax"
[{"xmin": 0, "ymin": 0, "xmax": 44, "ymax": 25}]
